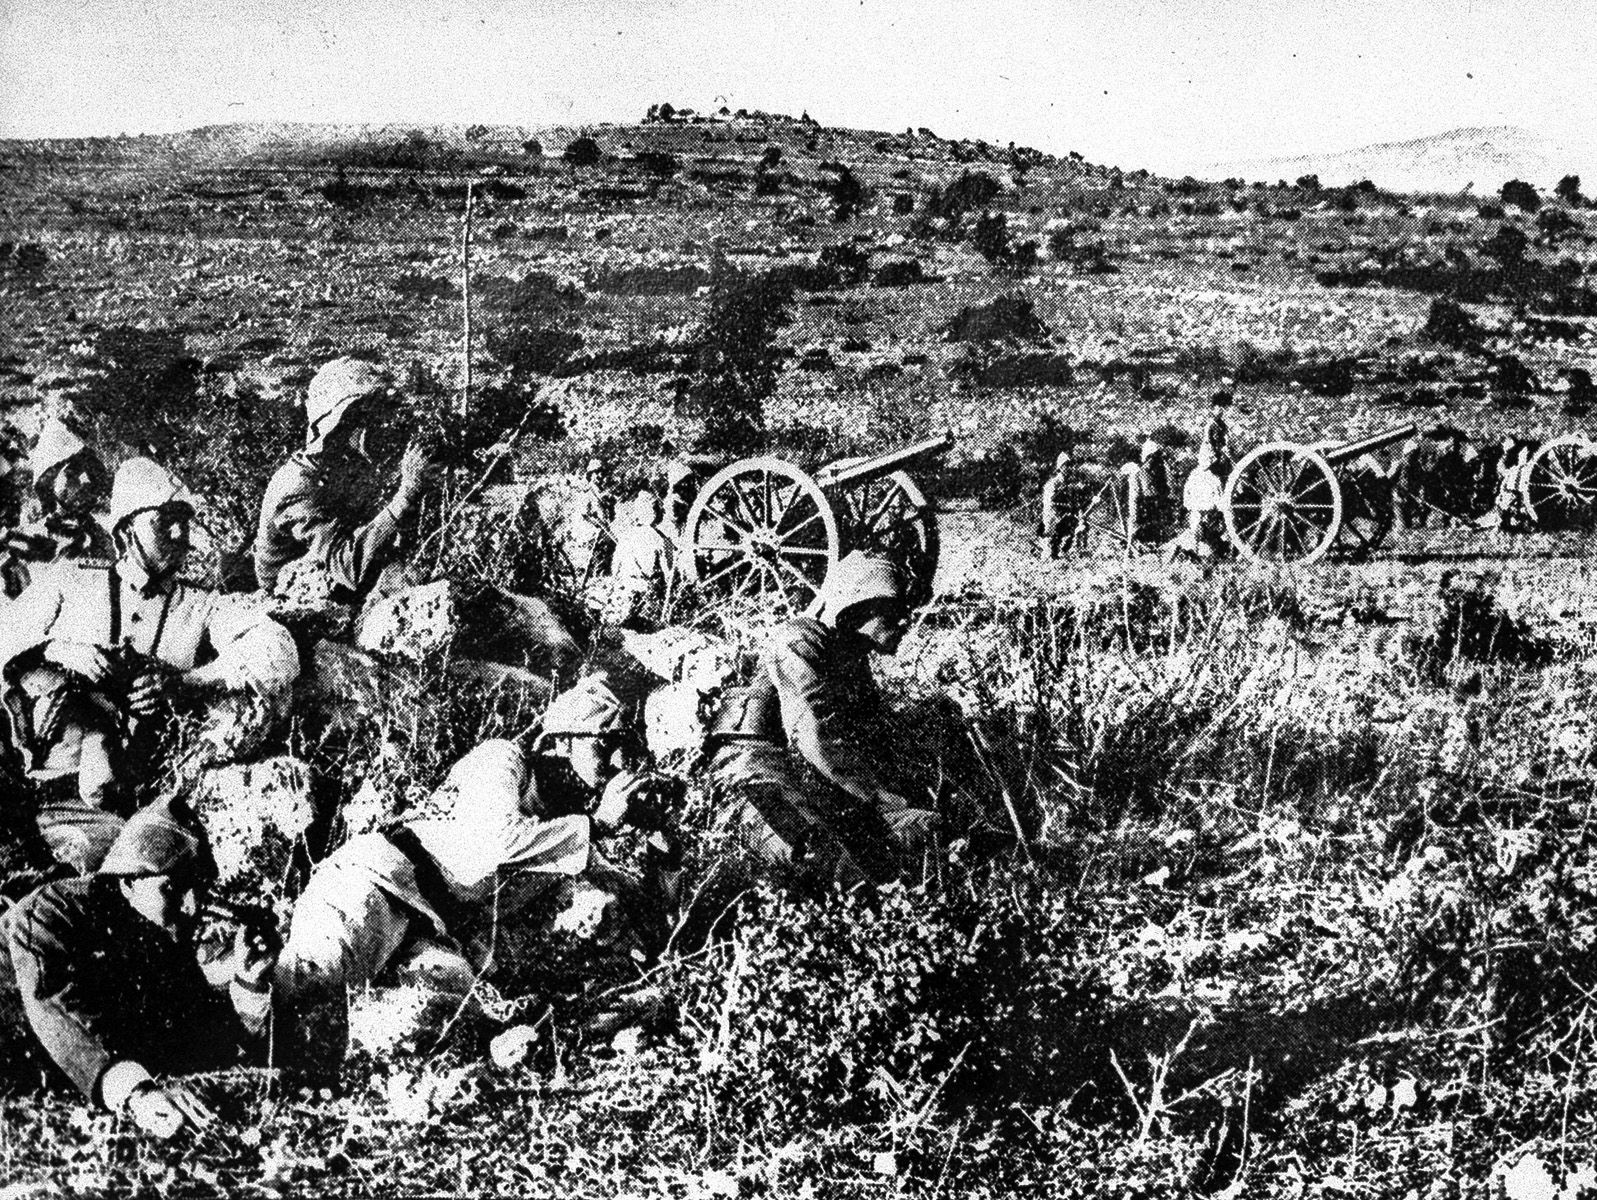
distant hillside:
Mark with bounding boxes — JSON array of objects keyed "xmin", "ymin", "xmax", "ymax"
[{"xmin": 1199, "ymin": 126, "xmax": 1596, "ymax": 196}]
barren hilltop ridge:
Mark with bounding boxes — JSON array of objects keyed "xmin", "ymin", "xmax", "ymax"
[{"xmin": 1205, "ymin": 124, "xmax": 1597, "ymax": 195}]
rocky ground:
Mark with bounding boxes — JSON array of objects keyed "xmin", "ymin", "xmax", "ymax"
[{"xmin": 3, "ymin": 115, "xmax": 1597, "ymax": 1197}]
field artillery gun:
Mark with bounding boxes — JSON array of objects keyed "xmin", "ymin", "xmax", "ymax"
[
  {"xmin": 679, "ymin": 432, "xmax": 952, "ymax": 615},
  {"xmin": 1221, "ymin": 421, "xmax": 1415, "ymax": 564}
]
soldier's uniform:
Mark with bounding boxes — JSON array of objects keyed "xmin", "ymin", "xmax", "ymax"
[
  {"xmin": 1040, "ymin": 452, "xmax": 1085, "ymax": 558},
  {"xmin": 254, "ymin": 358, "xmax": 417, "ymax": 600},
  {"xmin": 278, "ymin": 678, "xmax": 673, "ymax": 1061}
]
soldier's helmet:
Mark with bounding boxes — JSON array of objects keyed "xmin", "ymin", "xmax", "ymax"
[
  {"xmin": 108, "ymin": 457, "xmax": 196, "ymax": 533},
  {"xmin": 536, "ymin": 675, "xmax": 629, "ymax": 746},
  {"xmin": 31, "ymin": 417, "xmax": 91, "ymax": 480},
  {"xmin": 816, "ymin": 551, "xmax": 906, "ymax": 625},
  {"xmin": 305, "ymin": 357, "xmax": 391, "ymax": 445},
  {"xmin": 99, "ymin": 805, "xmax": 202, "ymax": 878}
]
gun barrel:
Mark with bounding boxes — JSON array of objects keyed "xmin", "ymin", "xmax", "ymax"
[
  {"xmin": 1321, "ymin": 421, "xmax": 1418, "ymax": 467},
  {"xmin": 815, "ymin": 431, "xmax": 955, "ymax": 488}
]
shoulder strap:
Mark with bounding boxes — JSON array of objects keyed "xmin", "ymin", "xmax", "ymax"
[{"xmin": 107, "ymin": 565, "xmax": 120, "ymax": 646}]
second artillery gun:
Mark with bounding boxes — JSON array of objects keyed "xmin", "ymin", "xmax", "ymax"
[{"xmin": 1219, "ymin": 421, "xmax": 1416, "ymax": 564}]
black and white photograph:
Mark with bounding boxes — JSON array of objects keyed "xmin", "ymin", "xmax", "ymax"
[{"xmin": 1, "ymin": 1, "xmax": 1596, "ymax": 1194}]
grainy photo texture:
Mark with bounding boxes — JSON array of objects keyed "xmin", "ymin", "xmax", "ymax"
[{"xmin": 2, "ymin": 1, "xmax": 1597, "ymax": 1194}]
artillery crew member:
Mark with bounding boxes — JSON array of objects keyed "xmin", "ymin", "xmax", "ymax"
[
  {"xmin": 1040, "ymin": 451, "xmax": 1084, "ymax": 559},
  {"xmin": 277, "ymin": 675, "xmax": 678, "ymax": 1062},
  {"xmin": 704, "ymin": 552, "xmax": 939, "ymax": 894},
  {"xmin": 255, "ymin": 356, "xmax": 437, "ymax": 601},
  {"xmin": 1, "ymin": 805, "xmax": 275, "ymax": 1138},
  {"xmin": 1123, "ymin": 438, "xmax": 1172, "ymax": 546},
  {"xmin": 3, "ymin": 418, "xmax": 112, "ymax": 600}
]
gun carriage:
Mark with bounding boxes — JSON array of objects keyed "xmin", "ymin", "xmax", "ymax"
[
  {"xmin": 679, "ymin": 432, "xmax": 952, "ymax": 614},
  {"xmin": 1220, "ymin": 421, "xmax": 1415, "ymax": 564}
]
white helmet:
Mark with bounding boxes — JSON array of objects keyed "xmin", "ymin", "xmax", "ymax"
[
  {"xmin": 108, "ymin": 457, "xmax": 195, "ymax": 531},
  {"xmin": 306, "ymin": 357, "xmax": 391, "ymax": 446}
]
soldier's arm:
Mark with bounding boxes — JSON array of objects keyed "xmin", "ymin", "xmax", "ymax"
[
  {"xmin": 766, "ymin": 631, "xmax": 886, "ymax": 806},
  {"xmin": 0, "ymin": 571, "xmax": 67, "ymax": 674},
  {"xmin": 6, "ymin": 889, "xmax": 130, "ymax": 1104},
  {"xmin": 185, "ymin": 592, "xmax": 300, "ymax": 696},
  {"xmin": 271, "ymin": 479, "xmax": 411, "ymax": 597}
]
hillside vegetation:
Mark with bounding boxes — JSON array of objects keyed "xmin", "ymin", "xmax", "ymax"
[{"xmin": 2, "ymin": 114, "xmax": 1597, "ymax": 1197}]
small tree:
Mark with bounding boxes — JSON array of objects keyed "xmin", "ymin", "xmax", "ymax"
[
  {"xmin": 819, "ymin": 162, "xmax": 867, "ymax": 222},
  {"xmin": 1500, "ymin": 179, "xmax": 1541, "ymax": 212},
  {"xmin": 678, "ymin": 270, "xmax": 795, "ymax": 453},
  {"xmin": 1555, "ymin": 174, "xmax": 1584, "ymax": 205},
  {"xmin": 522, "ymin": 138, "xmax": 543, "ymax": 157},
  {"xmin": 1295, "ymin": 174, "xmax": 1321, "ymax": 192}
]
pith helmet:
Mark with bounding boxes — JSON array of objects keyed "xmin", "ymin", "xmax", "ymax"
[
  {"xmin": 816, "ymin": 551, "xmax": 906, "ymax": 625},
  {"xmin": 32, "ymin": 417, "xmax": 90, "ymax": 479},
  {"xmin": 306, "ymin": 357, "xmax": 390, "ymax": 443},
  {"xmin": 536, "ymin": 676, "xmax": 628, "ymax": 746},
  {"xmin": 108, "ymin": 457, "xmax": 195, "ymax": 531},
  {"xmin": 1054, "ymin": 450, "xmax": 1072, "ymax": 471},
  {"xmin": 99, "ymin": 806, "xmax": 201, "ymax": 878}
]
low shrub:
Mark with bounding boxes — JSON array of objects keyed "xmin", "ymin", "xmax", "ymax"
[{"xmin": 941, "ymin": 294, "xmax": 1049, "ymax": 343}]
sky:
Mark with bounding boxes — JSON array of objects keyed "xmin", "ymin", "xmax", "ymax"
[{"xmin": 1, "ymin": 0, "xmax": 1593, "ymax": 174}]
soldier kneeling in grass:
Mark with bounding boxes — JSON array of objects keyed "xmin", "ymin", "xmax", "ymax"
[
  {"xmin": 700, "ymin": 552, "xmax": 942, "ymax": 913},
  {"xmin": 275, "ymin": 675, "xmax": 681, "ymax": 1068},
  {"xmin": 0, "ymin": 804, "xmax": 277, "ymax": 1139}
]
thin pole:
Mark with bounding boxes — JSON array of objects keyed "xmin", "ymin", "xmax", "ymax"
[{"xmin": 460, "ymin": 179, "xmax": 474, "ymax": 420}]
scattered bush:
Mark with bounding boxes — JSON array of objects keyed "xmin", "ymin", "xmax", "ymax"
[
  {"xmin": 873, "ymin": 258, "xmax": 928, "ymax": 287},
  {"xmin": 562, "ymin": 136, "xmax": 603, "ymax": 168},
  {"xmin": 391, "ymin": 272, "xmax": 459, "ymax": 303},
  {"xmin": 1536, "ymin": 206, "xmax": 1581, "ymax": 239},
  {"xmin": 941, "ymin": 294, "xmax": 1049, "ymax": 343},
  {"xmin": 483, "ymin": 323, "xmax": 583, "ymax": 376},
  {"xmin": 631, "ymin": 149, "xmax": 679, "ymax": 178},
  {"xmin": 1421, "ymin": 297, "xmax": 1486, "ymax": 349},
  {"xmin": 1501, "ymin": 179, "xmax": 1542, "ymax": 212},
  {"xmin": 818, "ymin": 161, "xmax": 867, "ymax": 221},
  {"xmin": 473, "ymin": 271, "xmax": 586, "ymax": 317},
  {"xmin": 0, "ymin": 241, "xmax": 47, "ymax": 276},
  {"xmin": 1555, "ymin": 174, "xmax": 1583, "ymax": 205}
]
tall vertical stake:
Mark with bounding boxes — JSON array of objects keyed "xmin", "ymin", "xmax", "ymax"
[{"xmin": 460, "ymin": 179, "xmax": 474, "ymax": 420}]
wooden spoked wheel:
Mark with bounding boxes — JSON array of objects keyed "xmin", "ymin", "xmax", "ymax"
[
  {"xmin": 1079, "ymin": 466, "xmax": 1136, "ymax": 554},
  {"xmin": 1521, "ymin": 435, "xmax": 1597, "ymax": 531},
  {"xmin": 681, "ymin": 457, "xmax": 840, "ymax": 615},
  {"xmin": 1223, "ymin": 443, "xmax": 1343, "ymax": 564},
  {"xmin": 831, "ymin": 470, "xmax": 939, "ymax": 606}
]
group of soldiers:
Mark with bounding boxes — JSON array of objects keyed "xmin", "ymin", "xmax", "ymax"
[
  {"xmin": 1037, "ymin": 391, "xmax": 1557, "ymax": 559},
  {"xmin": 0, "ymin": 358, "xmax": 941, "ymax": 1136}
]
